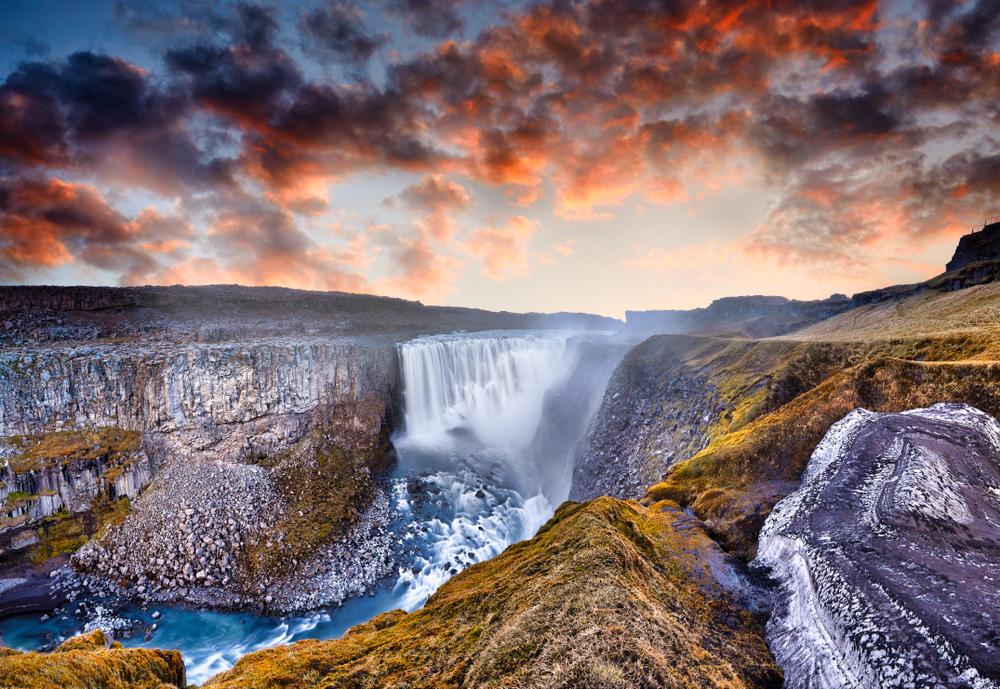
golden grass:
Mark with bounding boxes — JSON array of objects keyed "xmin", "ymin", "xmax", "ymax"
[
  {"xmin": 204, "ymin": 497, "xmax": 782, "ymax": 689},
  {"xmin": 0, "ymin": 630, "xmax": 185, "ymax": 689},
  {"xmin": 779, "ymin": 281, "xmax": 1000, "ymax": 342}
]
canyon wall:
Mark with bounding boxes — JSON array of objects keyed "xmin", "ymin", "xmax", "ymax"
[{"xmin": 0, "ymin": 337, "xmax": 399, "ymax": 461}]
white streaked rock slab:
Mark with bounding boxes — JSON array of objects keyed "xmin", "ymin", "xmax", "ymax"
[{"xmin": 755, "ymin": 403, "xmax": 1000, "ymax": 689}]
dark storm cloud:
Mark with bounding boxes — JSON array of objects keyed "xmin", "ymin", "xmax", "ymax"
[
  {"xmin": 389, "ymin": 0, "xmax": 466, "ymax": 38},
  {"xmin": 164, "ymin": 4, "xmax": 303, "ymax": 128},
  {"xmin": 0, "ymin": 51, "xmax": 235, "ymax": 191},
  {"xmin": 299, "ymin": 2, "xmax": 386, "ymax": 66}
]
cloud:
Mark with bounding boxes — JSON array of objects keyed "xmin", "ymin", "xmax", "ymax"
[
  {"xmin": 378, "ymin": 235, "xmax": 462, "ymax": 300},
  {"xmin": 398, "ymin": 174, "xmax": 470, "ymax": 242},
  {"xmin": 0, "ymin": 176, "xmax": 194, "ymax": 284},
  {"xmin": 207, "ymin": 204, "xmax": 369, "ymax": 291},
  {"xmin": 0, "ymin": 51, "xmax": 235, "ymax": 192},
  {"xmin": 388, "ymin": 0, "xmax": 466, "ymax": 38},
  {"xmin": 4, "ymin": 0, "xmax": 1000, "ymax": 298},
  {"xmin": 299, "ymin": 2, "xmax": 386, "ymax": 70},
  {"xmin": 461, "ymin": 215, "xmax": 536, "ymax": 279}
]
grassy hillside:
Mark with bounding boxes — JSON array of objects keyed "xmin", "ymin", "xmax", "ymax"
[
  {"xmin": 782, "ymin": 273, "xmax": 1000, "ymax": 342},
  {"xmin": 0, "ymin": 630, "xmax": 185, "ymax": 689},
  {"xmin": 204, "ymin": 497, "xmax": 781, "ymax": 689}
]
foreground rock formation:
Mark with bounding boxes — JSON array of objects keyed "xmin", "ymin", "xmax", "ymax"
[
  {"xmin": 756, "ymin": 403, "xmax": 1000, "ymax": 689},
  {"xmin": 203, "ymin": 497, "xmax": 781, "ymax": 689},
  {"xmin": 0, "ymin": 629, "xmax": 185, "ymax": 689}
]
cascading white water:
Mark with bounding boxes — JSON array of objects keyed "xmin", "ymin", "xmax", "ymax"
[
  {"xmin": 398, "ymin": 333, "xmax": 569, "ymax": 449},
  {"xmin": 391, "ymin": 331, "xmax": 573, "ymax": 608}
]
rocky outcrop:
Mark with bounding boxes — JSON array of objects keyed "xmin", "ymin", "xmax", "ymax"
[
  {"xmin": 0, "ymin": 629, "xmax": 186, "ymax": 689},
  {"xmin": 947, "ymin": 220, "xmax": 1000, "ymax": 271},
  {"xmin": 203, "ymin": 497, "xmax": 781, "ymax": 689},
  {"xmin": 755, "ymin": 403, "xmax": 1000, "ymax": 689},
  {"xmin": 571, "ymin": 336, "xmax": 727, "ymax": 501},
  {"xmin": 849, "ymin": 260, "xmax": 1000, "ymax": 308}
]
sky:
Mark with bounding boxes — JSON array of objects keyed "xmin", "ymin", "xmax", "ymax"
[{"xmin": 1, "ymin": 0, "xmax": 999, "ymax": 318}]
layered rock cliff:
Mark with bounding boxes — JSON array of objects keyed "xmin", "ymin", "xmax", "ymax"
[{"xmin": 0, "ymin": 336, "xmax": 400, "ymax": 611}]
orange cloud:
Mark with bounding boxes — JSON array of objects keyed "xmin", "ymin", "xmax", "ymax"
[
  {"xmin": 554, "ymin": 239, "xmax": 574, "ymax": 256},
  {"xmin": 399, "ymin": 174, "xmax": 471, "ymax": 242},
  {"xmin": 462, "ymin": 215, "xmax": 537, "ymax": 279},
  {"xmin": 378, "ymin": 236, "xmax": 462, "ymax": 301},
  {"xmin": 207, "ymin": 207, "xmax": 370, "ymax": 291}
]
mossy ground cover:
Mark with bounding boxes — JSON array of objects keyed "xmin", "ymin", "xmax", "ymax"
[
  {"xmin": 0, "ymin": 630, "xmax": 186, "ymax": 689},
  {"xmin": 204, "ymin": 497, "xmax": 781, "ymax": 689},
  {"xmin": 251, "ymin": 433, "xmax": 376, "ymax": 577},
  {"xmin": 5, "ymin": 428, "xmax": 141, "ymax": 475},
  {"xmin": 640, "ymin": 326, "xmax": 1000, "ymax": 560}
]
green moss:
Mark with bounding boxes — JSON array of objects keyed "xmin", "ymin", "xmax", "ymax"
[
  {"xmin": 248, "ymin": 432, "xmax": 376, "ymax": 578},
  {"xmin": 6, "ymin": 428, "xmax": 141, "ymax": 475},
  {"xmin": 205, "ymin": 497, "xmax": 781, "ymax": 689},
  {"xmin": 29, "ymin": 512, "xmax": 91, "ymax": 564}
]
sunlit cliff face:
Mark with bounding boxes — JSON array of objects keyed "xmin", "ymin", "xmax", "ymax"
[{"xmin": 1, "ymin": 0, "xmax": 999, "ymax": 316}]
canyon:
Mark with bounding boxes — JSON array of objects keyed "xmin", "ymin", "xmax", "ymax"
[{"xmin": 3, "ymin": 259, "xmax": 1000, "ymax": 687}]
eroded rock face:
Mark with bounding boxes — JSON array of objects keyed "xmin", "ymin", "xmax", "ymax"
[
  {"xmin": 755, "ymin": 403, "xmax": 1000, "ymax": 689},
  {"xmin": 0, "ymin": 337, "xmax": 399, "ymax": 462},
  {"xmin": 571, "ymin": 338, "xmax": 723, "ymax": 501}
]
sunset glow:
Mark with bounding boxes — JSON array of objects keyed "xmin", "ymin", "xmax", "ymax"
[{"xmin": 2, "ymin": 0, "xmax": 999, "ymax": 316}]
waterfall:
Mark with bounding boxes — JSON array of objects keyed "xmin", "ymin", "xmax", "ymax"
[
  {"xmin": 391, "ymin": 331, "xmax": 573, "ymax": 609},
  {"xmin": 398, "ymin": 333, "xmax": 569, "ymax": 450},
  {"xmin": 0, "ymin": 330, "xmax": 584, "ymax": 686}
]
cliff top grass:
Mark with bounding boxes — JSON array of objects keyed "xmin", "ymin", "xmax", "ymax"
[
  {"xmin": 205, "ymin": 497, "xmax": 781, "ymax": 689},
  {"xmin": 0, "ymin": 630, "xmax": 186, "ymax": 689},
  {"xmin": 4, "ymin": 427, "xmax": 141, "ymax": 474},
  {"xmin": 779, "ymin": 280, "xmax": 1000, "ymax": 343}
]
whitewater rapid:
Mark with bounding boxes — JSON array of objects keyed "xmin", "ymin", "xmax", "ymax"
[{"xmin": 0, "ymin": 330, "xmax": 580, "ymax": 685}]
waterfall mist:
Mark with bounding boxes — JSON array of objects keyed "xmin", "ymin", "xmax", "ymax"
[{"xmin": 391, "ymin": 331, "xmax": 575, "ymax": 609}]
